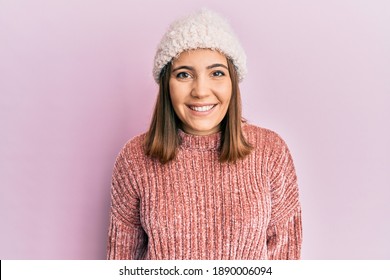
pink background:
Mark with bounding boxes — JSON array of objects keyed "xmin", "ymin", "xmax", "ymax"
[{"xmin": 1, "ymin": 0, "xmax": 389, "ymax": 259}]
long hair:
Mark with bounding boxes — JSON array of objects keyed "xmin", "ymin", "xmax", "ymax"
[{"xmin": 144, "ymin": 57, "xmax": 253, "ymax": 163}]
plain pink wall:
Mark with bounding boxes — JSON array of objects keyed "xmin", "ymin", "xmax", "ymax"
[{"xmin": 1, "ymin": 0, "xmax": 389, "ymax": 259}]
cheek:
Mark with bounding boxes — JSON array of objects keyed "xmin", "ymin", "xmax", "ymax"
[
  {"xmin": 169, "ymin": 94, "xmax": 180, "ymax": 113},
  {"xmin": 217, "ymin": 84, "xmax": 232, "ymax": 105},
  {"xmin": 169, "ymin": 82, "xmax": 181, "ymax": 109},
  {"xmin": 169, "ymin": 86, "xmax": 189, "ymax": 117}
]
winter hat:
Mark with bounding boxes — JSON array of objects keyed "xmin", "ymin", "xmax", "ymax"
[{"xmin": 153, "ymin": 8, "xmax": 247, "ymax": 83}]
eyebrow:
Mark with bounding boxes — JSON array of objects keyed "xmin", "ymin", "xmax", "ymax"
[
  {"xmin": 207, "ymin": 63, "xmax": 228, "ymax": 70},
  {"xmin": 172, "ymin": 63, "xmax": 228, "ymax": 72}
]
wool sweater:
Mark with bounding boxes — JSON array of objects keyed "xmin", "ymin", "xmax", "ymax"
[{"xmin": 107, "ymin": 124, "xmax": 302, "ymax": 260}]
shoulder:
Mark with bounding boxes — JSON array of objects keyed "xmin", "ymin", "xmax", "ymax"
[
  {"xmin": 114, "ymin": 132, "xmax": 149, "ymax": 166},
  {"xmin": 243, "ymin": 123, "xmax": 289, "ymax": 151},
  {"xmin": 122, "ymin": 132, "xmax": 147, "ymax": 154}
]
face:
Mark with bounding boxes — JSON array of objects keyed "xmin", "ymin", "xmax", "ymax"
[{"xmin": 169, "ymin": 49, "xmax": 232, "ymax": 136}]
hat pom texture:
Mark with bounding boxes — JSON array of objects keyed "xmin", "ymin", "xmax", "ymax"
[{"xmin": 153, "ymin": 9, "xmax": 247, "ymax": 83}]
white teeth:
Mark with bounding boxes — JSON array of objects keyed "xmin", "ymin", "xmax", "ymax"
[{"xmin": 189, "ymin": 105, "xmax": 215, "ymax": 112}]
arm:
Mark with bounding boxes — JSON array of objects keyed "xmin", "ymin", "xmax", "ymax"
[
  {"xmin": 107, "ymin": 148, "xmax": 147, "ymax": 259},
  {"xmin": 266, "ymin": 206, "xmax": 302, "ymax": 259},
  {"xmin": 266, "ymin": 135, "xmax": 302, "ymax": 260}
]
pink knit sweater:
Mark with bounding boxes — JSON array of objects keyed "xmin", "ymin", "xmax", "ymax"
[{"xmin": 107, "ymin": 124, "xmax": 302, "ymax": 260}]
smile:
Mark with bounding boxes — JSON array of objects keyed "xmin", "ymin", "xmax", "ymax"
[{"xmin": 188, "ymin": 105, "xmax": 216, "ymax": 112}]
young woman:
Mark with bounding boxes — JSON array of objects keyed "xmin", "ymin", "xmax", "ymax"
[{"xmin": 107, "ymin": 9, "xmax": 302, "ymax": 260}]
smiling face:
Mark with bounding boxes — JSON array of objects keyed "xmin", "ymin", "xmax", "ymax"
[{"xmin": 169, "ymin": 49, "xmax": 232, "ymax": 136}]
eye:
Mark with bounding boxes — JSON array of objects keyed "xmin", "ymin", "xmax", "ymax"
[
  {"xmin": 176, "ymin": 72, "xmax": 191, "ymax": 79},
  {"xmin": 212, "ymin": 70, "xmax": 225, "ymax": 77}
]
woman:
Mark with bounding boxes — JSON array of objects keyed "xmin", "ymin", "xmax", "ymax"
[{"xmin": 107, "ymin": 9, "xmax": 302, "ymax": 260}]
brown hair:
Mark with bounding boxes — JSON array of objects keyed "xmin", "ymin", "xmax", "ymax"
[{"xmin": 144, "ymin": 57, "xmax": 253, "ymax": 163}]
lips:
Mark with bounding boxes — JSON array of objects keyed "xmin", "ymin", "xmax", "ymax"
[{"xmin": 187, "ymin": 104, "xmax": 217, "ymax": 112}]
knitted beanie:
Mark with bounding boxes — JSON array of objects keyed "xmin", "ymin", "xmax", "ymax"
[{"xmin": 153, "ymin": 9, "xmax": 247, "ymax": 83}]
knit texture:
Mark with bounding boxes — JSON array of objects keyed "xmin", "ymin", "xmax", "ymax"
[
  {"xmin": 107, "ymin": 124, "xmax": 302, "ymax": 260},
  {"xmin": 153, "ymin": 9, "xmax": 247, "ymax": 83}
]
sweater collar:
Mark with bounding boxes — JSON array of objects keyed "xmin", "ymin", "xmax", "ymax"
[{"xmin": 178, "ymin": 129, "xmax": 221, "ymax": 151}]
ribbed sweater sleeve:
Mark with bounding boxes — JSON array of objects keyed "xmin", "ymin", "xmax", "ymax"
[
  {"xmin": 266, "ymin": 134, "xmax": 302, "ymax": 259},
  {"xmin": 266, "ymin": 207, "xmax": 302, "ymax": 259},
  {"xmin": 107, "ymin": 149, "xmax": 147, "ymax": 259}
]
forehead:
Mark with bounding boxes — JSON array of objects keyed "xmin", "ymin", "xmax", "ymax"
[{"xmin": 172, "ymin": 49, "xmax": 227, "ymax": 66}]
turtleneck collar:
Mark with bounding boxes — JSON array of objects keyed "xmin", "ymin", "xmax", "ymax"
[{"xmin": 178, "ymin": 129, "xmax": 222, "ymax": 151}]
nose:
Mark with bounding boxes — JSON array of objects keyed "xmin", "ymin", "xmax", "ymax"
[{"xmin": 191, "ymin": 76, "xmax": 210, "ymax": 98}]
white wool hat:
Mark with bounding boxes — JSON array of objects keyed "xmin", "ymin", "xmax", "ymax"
[{"xmin": 153, "ymin": 9, "xmax": 247, "ymax": 83}]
